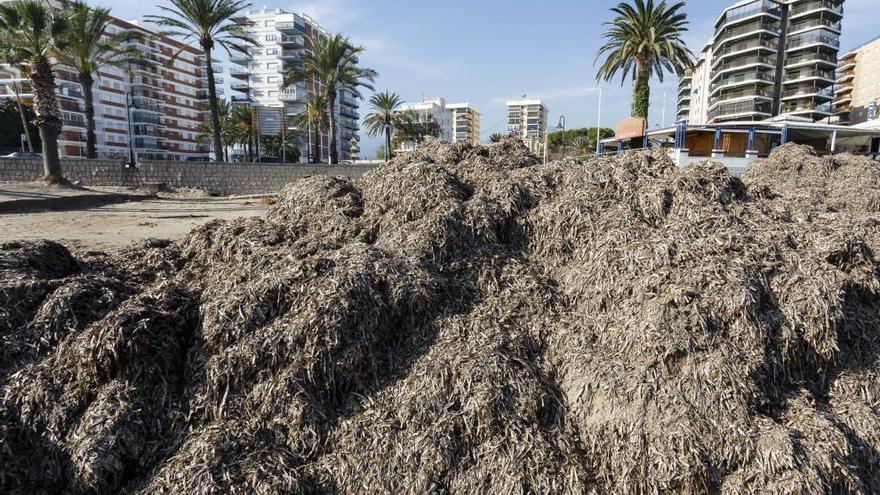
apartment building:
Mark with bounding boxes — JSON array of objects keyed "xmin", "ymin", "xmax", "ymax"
[
  {"xmin": 447, "ymin": 102, "xmax": 481, "ymax": 145},
  {"xmin": 676, "ymin": 0, "xmax": 844, "ymax": 125},
  {"xmin": 0, "ymin": 17, "xmax": 216, "ymax": 160},
  {"xmin": 833, "ymin": 37, "xmax": 880, "ymax": 125},
  {"xmin": 507, "ymin": 99, "xmax": 548, "ymax": 154},
  {"xmin": 228, "ymin": 8, "xmax": 360, "ymax": 161}
]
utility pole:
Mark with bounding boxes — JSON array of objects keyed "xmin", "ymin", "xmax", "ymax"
[{"xmin": 596, "ymin": 86, "xmax": 603, "ymax": 155}]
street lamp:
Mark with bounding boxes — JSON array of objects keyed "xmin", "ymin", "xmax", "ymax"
[
  {"xmin": 556, "ymin": 115, "xmax": 566, "ymax": 158},
  {"xmin": 125, "ymin": 92, "xmax": 138, "ymax": 167}
]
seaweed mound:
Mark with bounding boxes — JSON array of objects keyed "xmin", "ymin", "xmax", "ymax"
[{"xmin": 2, "ymin": 139, "xmax": 879, "ymax": 494}]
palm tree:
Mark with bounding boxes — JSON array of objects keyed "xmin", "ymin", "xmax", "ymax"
[
  {"xmin": 596, "ymin": 0, "xmax": 694, "ymax": 121},
  {"xmin": 197, "ymin": 98, "xmax": 234, "ymax": 160},
  {"xmin": 0, "ymin": 31, "xmax": 34, "ymax": 152},
  {"xmin": 289, "ymin": 94, "xmax": 328, "ymax": 164},
  {"xmin": 283, "ymin": 33, "xmax": 376, "ymax": 164},
  {"xmin": 229, "ymin": 103, "xmax": 256, "ymax": 161},
  {"xmin": 147, "ymin": 0, "xmax": 257, "ymax": 161},
  {"xmin": 489, "ymin": 133, "xmax": 505, "ymax": 143},
  {"xmin": 59, "ymin": 1, "xmax": 147, "ymax": 159},
  {"xmin": 567, "ymin": 136, "xmax": 594, "ymax": 156},
  {"xmin": 0, "ymin": 1, "xmax": 68, "ymax": 183},
  {"xmin": 363, "ymin": 90, "xmax": 401, "ymax": 162},
  {"xmin": 393, "ymin": 110, "xmax": 440, "ymax": 149}
]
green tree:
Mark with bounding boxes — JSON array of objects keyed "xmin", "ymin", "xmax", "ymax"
[
  {"xmin": 547, "ymin": 127, "xmax": 615, "ymax": 155},
  {"xmin": 0, "ymin": 0, "xmax": 69, "ymax": 182},
  {"xmin": 259, "ymin": 133, "xmax": 300, "ymax": 162},
  {"xmin": 363, "ymin": 90, "xmax": 401, "ymax": 162},
  {"xmin": 0, "ymin": 99, "xmax": 41, "ymax": 153},
  {"xmin": 147, "ymin": 0, "xmax": 257, "ymax": 161},
  {"xmin": 393, "ymin": 110, "xmax": 440, "ymax": 149},
  {"xmin": 283, "ymin": 33, "xmax": 376, "ymax": 164},
  {"xmin": 289, "ymin": 94, "xmax": 328, "ymax": 164},
  {"xmin": 596, "ymin": 0, "xmax": 693, "ymax": 120},
  {"xmin": 196, "ymin": 98, "xmax": 235, "ymax": 161},
  {"xmin": 0, "ymin": 31, "xmax": 35, "ymax": 152},
  {"xmin": 59, "ymin": 1, "xmax": 147, "ymax": 159},
  {"xmin": 374, "ymin": 143, "xmax": 386, "ymax": 161},
  {"xmin": 229, "ymin": 103, "xmax": 256, "ymax": 161},
  {"xmin": 489, "ymin": 133, "xmax": 505, "ymax": 143}
]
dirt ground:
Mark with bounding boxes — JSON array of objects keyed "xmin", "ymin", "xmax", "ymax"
[{"xmin": 0, "ymin": 196, "xmax": 269, "ymax": 252}]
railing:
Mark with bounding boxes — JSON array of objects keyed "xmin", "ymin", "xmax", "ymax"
[
  {"xmin": 708, "ymin": 100, "xmax": 771, "ymax": 120},
  {"xmin": 281, "ymin": 49, "xmax": 301, "ymax": 58},
  {"xmin": 280, "ymin": 34, "xmax": 304, "ymax": 44},
  {"xmin": 132, "ymin": 98, "xmax": 163, "ymax": 112},
  {"xmin": 716, "ymin": 20, "xmax": 779, "ymax": 44},
  {"xmin": 781, "ymin": 101, "xmax": 833, "ymax": 113},
  {"xmin": 782, "ymin": 86, "xmax": 833, "ymax": 98},
  {"xmin": 786, "ymin": 69, "xmax": 835, "ymax": 81},
  {"xmin": 131, "ymin": 113, "xmax": 160, "ymax": 125},
  {"xmin": 790, "ymin": 1, "xmax": 843, "ymax": 16},
  {"xmin": 787, "ymin": 32, "xmax": 840, "ymax": 49},
  {"xmin": 786, "ymin": 52, "xmax": 837, "ymax": 66},
  {"xmin": 275, "ymin": 21, "xmax": 297, "ymax": 30},
  {"xmin": 709, "ymin": 87, "xmax": 773, "ymax": 106},
  {"xmin": 715, "ymin": 54, "xmax": 776, "ymax": 72},
  {"xmin": 711, "ymin": 71, "xmax": 775, "ymax": 91},
  {"xmin": 716, "ymin": 0, "xmax": 780, "ymax": 32},
  {"xmin": 715, "ymin": 38, "xmax": 778, "ymax": 59},
  {"xmin": 789, "ymin": 18, "xmax": 842, "ymax": 33}
]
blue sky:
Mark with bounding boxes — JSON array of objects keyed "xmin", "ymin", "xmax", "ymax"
[{"xmin": 111, "ymin": 0, "xmax": 878, "ymax": 157}]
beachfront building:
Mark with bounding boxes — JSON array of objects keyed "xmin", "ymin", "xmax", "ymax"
[
  {"xmin": 228, "ymin": 7, "xmax": 360, "ymax": 161},
  {"xmin": 447, "ymin": 102, "xmax": 481, "ymax": 145},
  {"xmin": 833, "ymin": 37, "xmax": 880, "ymax": 125},
  {"xmin": 0, "ymin": 18, "xmax": 216, "ymax": 160},
  {"xmin": 506, "ymin": 99, "xmax": 548, "ymax": 154},
  {"xmin": 677, "ymin": 0, "xmax": 844, "ymax": 125}
]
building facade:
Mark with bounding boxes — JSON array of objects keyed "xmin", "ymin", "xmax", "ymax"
[
  {"xmin": 507, "ymin": 99, "xmax": 548, "ymax": 154},
  {"xmin": 833, "ymin": 37, "xmax": 880, "ymax": 125},
  {"xmin": 0, "ymin": 18, "xmax": 216, "ymax": 160},
  {"xmin": 447, "ymin": 102, "xmax": 481, "ymax": 145},
  {"xmin": 677, "ymin": 0, "xmax": 844, "ymax": 125},
  {"xmin": 228, "ymin": 8, "xmax": 360, "ymax": 161}
]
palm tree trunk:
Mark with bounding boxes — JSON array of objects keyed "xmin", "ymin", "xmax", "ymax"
[
  {"xmin": 632, "ymin": 60, "xmax": 651, "ymax": 120},
  {"xmin": 30, "ymin": 56, "xmax": 63, "ymax": 183},
  {"xmin": 384, "ymin": 125, "xmax": 391, "ymax": 161},
  {"xmin": 306, "ymin": 121, "xmax": 313, "ymax": 163},
  {"xmin": 11, "ymin": 81, "xmax": 34, "ymax": 153},
  {"xmin": 79, "ymin": 73, "xmax": 98, "ymax": 159},
  {"xmin": 327, "ymin": 93, "xmax": 338, "ymax": 164},
  {"xmin": 202, "ymin": 45, "xmax": 224, "ymax": 161}
]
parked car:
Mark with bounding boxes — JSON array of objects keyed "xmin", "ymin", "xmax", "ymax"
[
  {"xmin": 184, "ymin": 156, "xmax": 213, "ymax": 162},
  {"xmin": 255, "ymin": 156, "xmax": 283, "ymax": 164},
  {"xmin": 4, "ymin": 151, "xmax": 42, "ymax": 158}
]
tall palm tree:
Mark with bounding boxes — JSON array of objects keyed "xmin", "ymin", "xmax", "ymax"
[
  {"xmin": 0, "ymin": 32, "xmax": 34, "ymax": 152},
  {"xmin": 363, "ymin": 90, "xmax": 401, "ymax": 162},
  {"xmin": 596, "ymin": 0, "xmax": 694, "ymax": 121},
  {"xmin": 283, "ymin": 33, "xmax": 376, "ymax": 164},
  {"xmin": 146, "ymin": 0, "xmax": 257, "ymax": 161},
  {"xmin": 0, "ymin": 1, "xmax": 69, "ymax": 183},
  {"xmin": 59, "ymin": 1, "xmax": 147, "ymax": 159},
  {"xmin": 229, "ymin": 103, "xmax": 256, "ymax": 161},
  {"xmin": 289, "ymin": 94, "xmax": 328, "ymax": 164}
]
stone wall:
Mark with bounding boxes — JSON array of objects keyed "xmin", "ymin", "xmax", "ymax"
[{"xmin": 0, "ymin": 158, "xmax": 378, "ymax": 195}]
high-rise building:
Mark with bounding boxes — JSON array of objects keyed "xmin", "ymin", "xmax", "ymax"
[
  {"xmin": 506, "ymin": 99, "xmax": 548, "ymax": 154},
  {"xmin": 0, "ymin": 17, "xmax": 216, "ymax": 160},
  {"xmin": 228, "ymin": 8, "xmax": 360, "ymax": 161},
  {"xmin": 447, "ymin": 102, "xmax": 481, "ymax": 145},
  {"xmin": 676, "ymin": 0, "xmax": 844, "ymax": 125},
  {"xmin": 833, "ymin": 37, "xmax": 880, "ymax": 125}
]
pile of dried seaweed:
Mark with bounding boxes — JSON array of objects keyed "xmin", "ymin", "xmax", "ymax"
[{"xmin": 2, "ymin": 139, "xmax": 879, "ymax": 494}]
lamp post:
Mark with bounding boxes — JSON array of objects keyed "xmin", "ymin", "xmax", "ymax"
[
  {"xmin": 556, "ymin": 115, "xmax": 566, "ymax": 158},
  {"xmin": 125, "ymin": 91, "xmax": 137, "ymax": 167},
  {"xmin": 585, "ymin": 86, "xmax": 604, "ymax": 155}
]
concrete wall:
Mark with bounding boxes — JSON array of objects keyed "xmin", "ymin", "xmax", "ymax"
[{"xmin": 0, "ymin": 158, "xmax": 378, "ymax": 195}]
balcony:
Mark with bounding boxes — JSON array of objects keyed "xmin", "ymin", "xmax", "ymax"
[
  {"xmin": 715, "ymin": 20, "xmax": 779, "ymax": 46},
  {"xmin": 230, "ymin": 82, "xmax": 251, "ymax": 91},
  {"xmin": 785, "ymin": 51, "xmax": 837, "ymax": 68},
  {"xmin": 713, "ymin": 54, "xmax": 777, "ymax": 75},
  {"xmin": 709, "ymin": 87, "xmax": 773, "ymax": 108},
  {"xmin": 782, "ymin": 86, "xmax": 834, "ymax": 99},
  {"xmin": 280, "ymin": 49, "xmax": 302, "ymax": 59},
  {"xmin": 279, "ymin": 88, "xmax": 304, "ymax": 102},
  {"xmin": 229, "ymin": 67, "xmax": 250, "ymax": 79},
  {"xmin": 780, "ymin": 101, "xmax": 833, "ymax": 115},
  {"xmin": 787, "ymin": 32, "xmax": 840, "ymax": 50},
  {"xmin": 788, "ymin": 18, "xmax": 842, "ymax": 34},
  {"xmin": 280, "ymin": 34, "xmax": 305, "ymax": 45},
  {"xmin": 713, "ymin": 38, "xmax": 778, "ymax": 64},
  {"xmin": 710, "ymin": 71, "xmax": 775, "ymax": 94},
  {"xmin": 789, "ymin": 1, "xmax": 843, "ymax": 18},
  {"xmin": 835, "ymin": 73, "xmax": 854, "ymax": 84},
  {"xmin": 833, "ymin": 95, "xmax": 852, "ymax": 106},
  {"xmin": 132, "ymin": 98, "xmax": 163, "ymax": 113},
  {"xmin": 275, "ymin": 21, "xmax": 299, "ymax": 31},
  {"xmin": 716, "ymin": 1, "xmax": 781, "ymax": 33},
  {"xmin": 708, "ymin": 100, "xmax": 772, "ymax": 121},
  {"xmin": 784, "ymin": 69, "xmax": 835, "ymax": 83}
]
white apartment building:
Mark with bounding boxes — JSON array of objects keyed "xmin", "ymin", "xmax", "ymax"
[
  {"xmin": 507, "ymin": 99, "xmax": 548, "ymax": 154},
  {"xmin": 0, "ymin": 16, "xmax": 216, "ymax": 160},
  {"xmin": 447, "ymin": 102, "xmax": 481, "ymax": 145},
  {"xmin": 229, "ymin": 8, "xmax": 360, "ymax": 161}
]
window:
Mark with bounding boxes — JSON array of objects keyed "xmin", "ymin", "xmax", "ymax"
[
  {"xmin": 264, "ymin": 20, "xmax": 274, "ymax": 27},
  {"xmin": 267, "ymin": 76, "xmax": 279, "ymax": 83},
  {"xmin": 268, "ymin": 91, "xmax": 278, "ymax": 98},
  {"xmin": 267, "ymin": 63, "xmax": 278, "ymax": 72},
  {"xmin": 266, "ymin": 48, "xmax": 277, "ymax": 55},
  {"xmin": 265, "ymin": 34, "xmax": 276, "ymax": 41}
]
